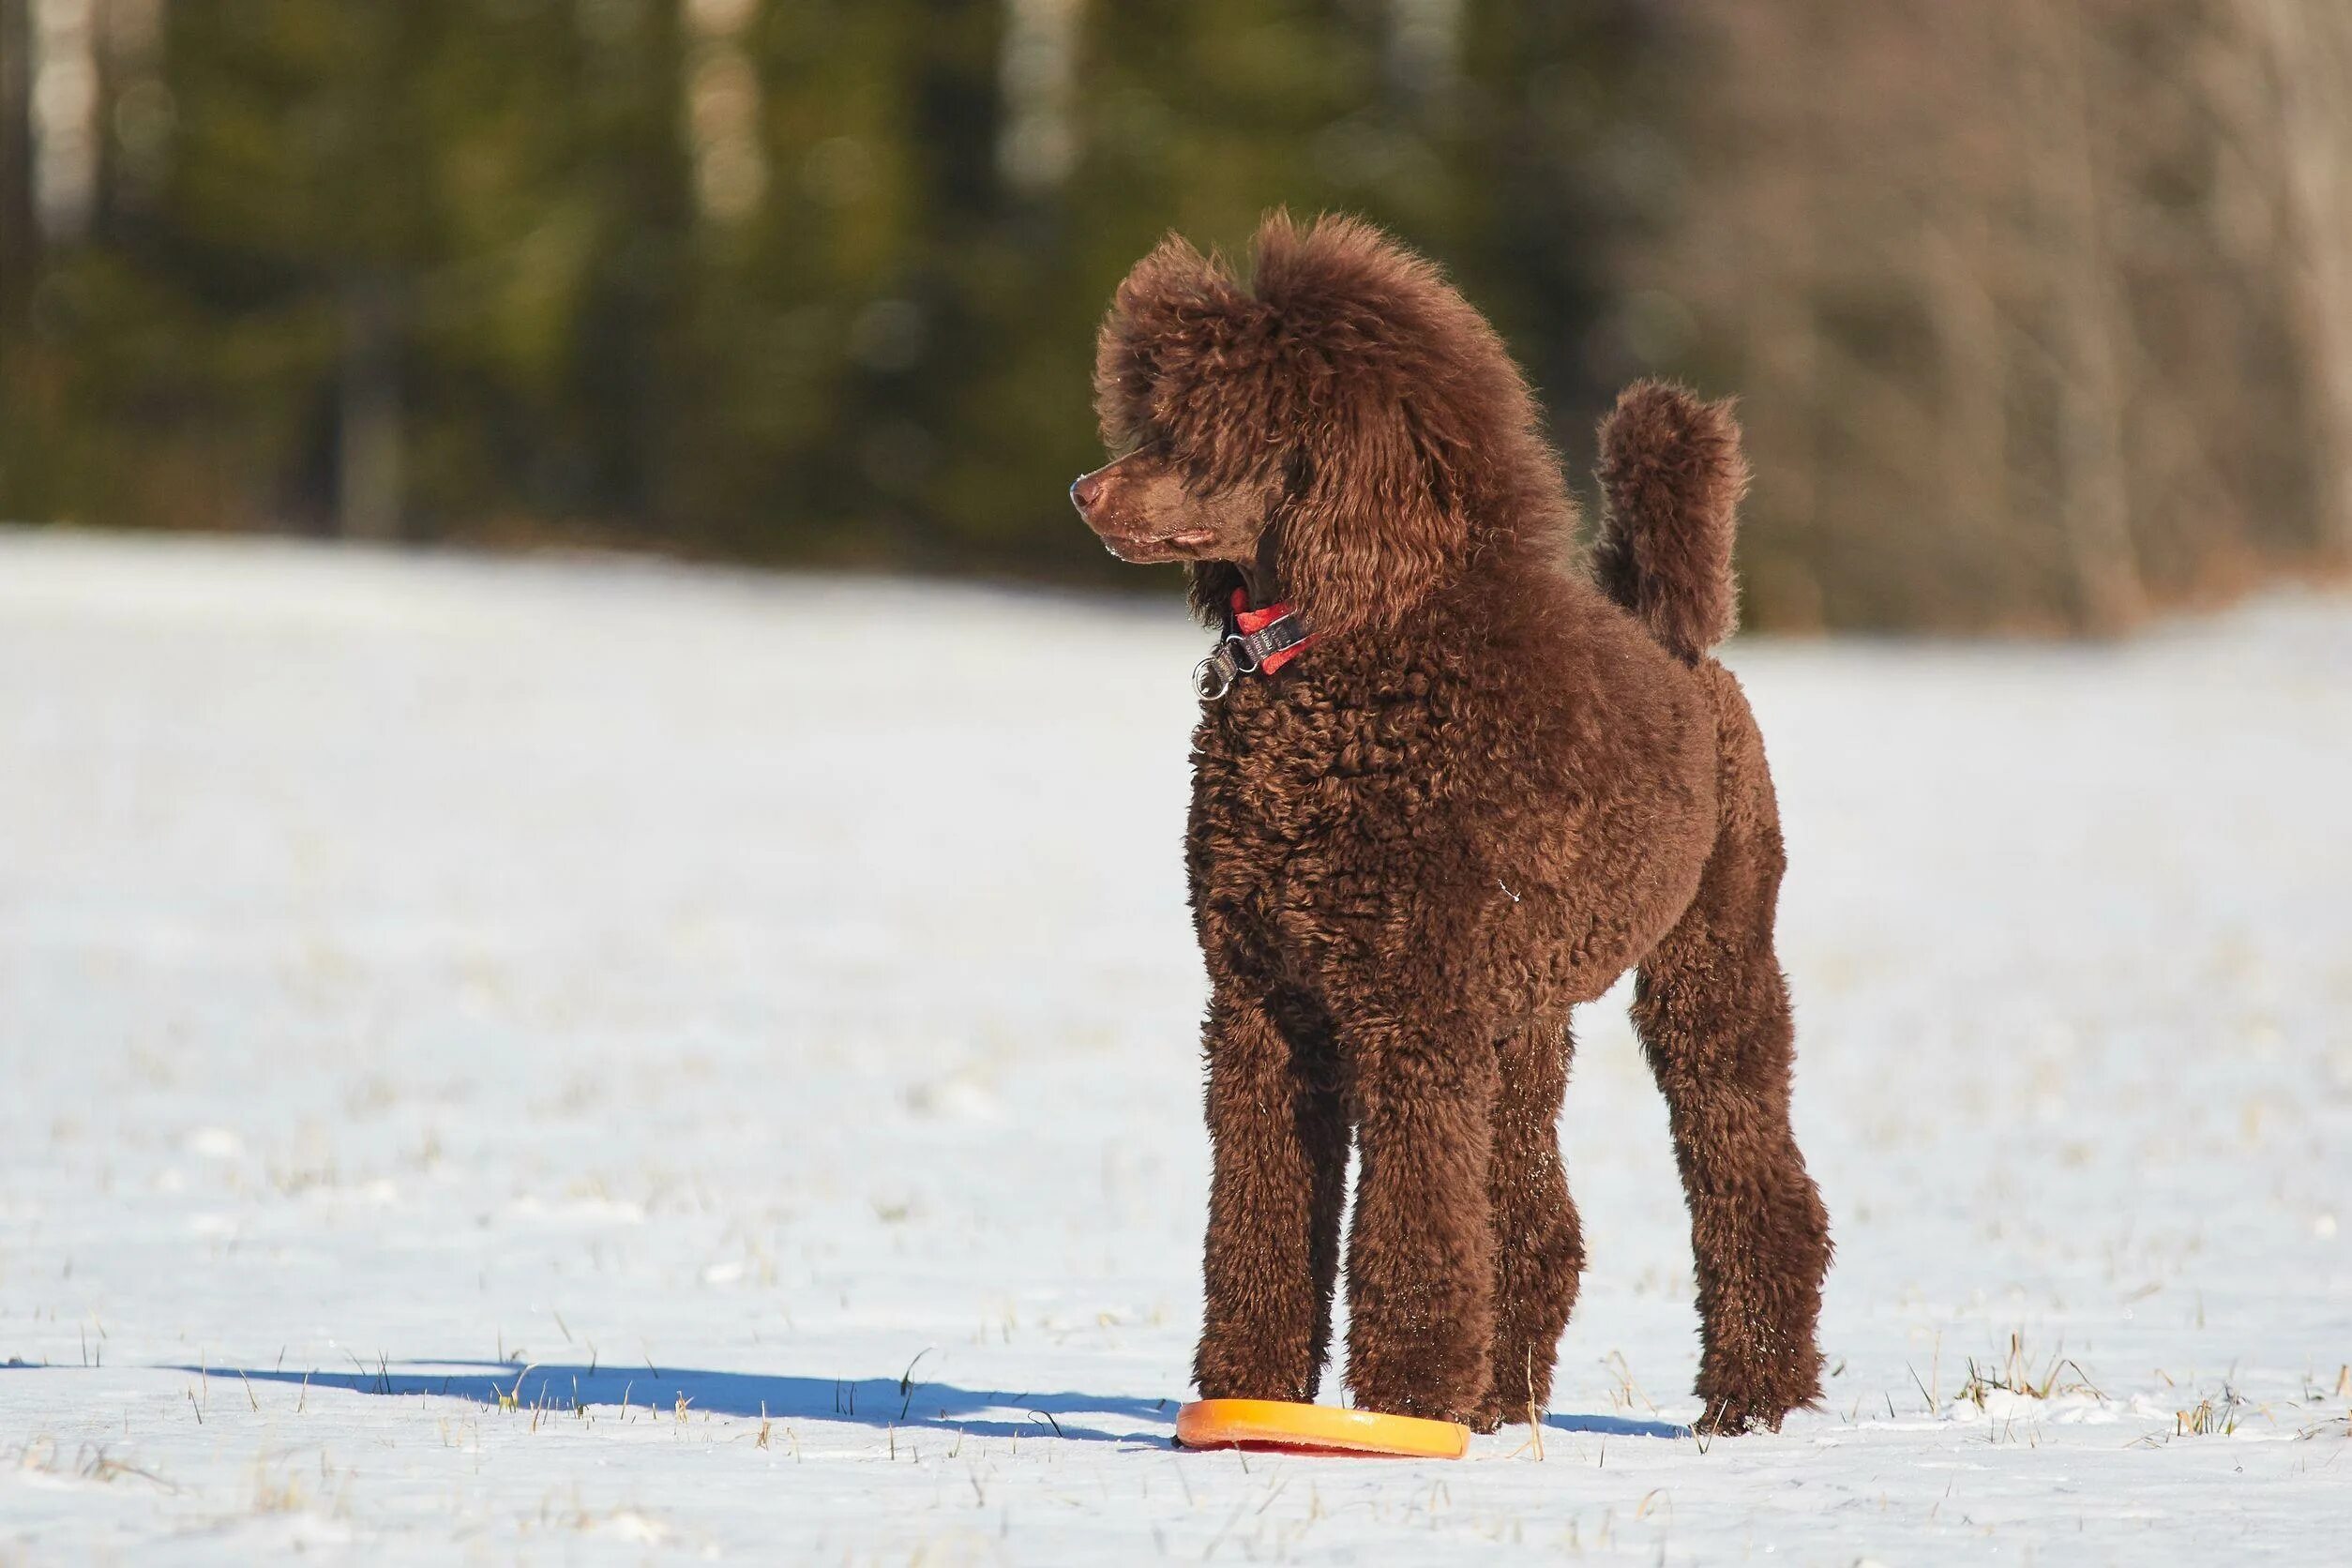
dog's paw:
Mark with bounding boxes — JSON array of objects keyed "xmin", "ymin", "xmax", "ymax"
[
  {"xmin": 1692, "ymin": 1389, "xmax": 1818, "ymax": 1436},
  {"xmin": 1692, "ymin": 1400, "xmax": 1778, "ymax": 1437}
]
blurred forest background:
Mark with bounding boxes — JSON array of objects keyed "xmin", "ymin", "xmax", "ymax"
[{"xmin": 4, "ymin": 0, "xmax": 2350, "ymax": 632}]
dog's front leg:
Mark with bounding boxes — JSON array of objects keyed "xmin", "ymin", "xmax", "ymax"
[
  {"xmin": 1193, "ymin": 984, "xmax": 1349, "ymax": 1404},
  {"xmin": 1339, "ymin": 1006, "xmax": 1500, "ymax": 1425}
]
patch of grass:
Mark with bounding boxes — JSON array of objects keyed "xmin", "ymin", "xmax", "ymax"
[
  {"xmin": 13, "ymin": 1437, "xmax": 175, "ymax": 1493},
  {"xmin": 1955, "ymin": 1332, "xmax": 2103, "ymax": 1410},
  {"xmin": 2174, "ymin": 1387, "xmax": 2246, "ymax": 1437},
  {"xmin": 251, "ymin": 1466, "xmax": 308, "ymax": 1515},
  {"xmin": 1600, "ymin": 1349, "xmax": 1659, "ymax": 1417}
]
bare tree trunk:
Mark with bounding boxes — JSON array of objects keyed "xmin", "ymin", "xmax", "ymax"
[
  {"xmin": 2028, "ymin": 0, "xmax": 2148, "ymax": 632},
  {"xmin": 0, "ymin": 0, "xmax": 35, "ymax": 331},
  {"xmin": 25, "ymin": 0, "xmax": 99, "ymax": 242},
  {"xmin": 1386, "ymin": 0, "xmax": 1463, "ymax": 100},
  {"xmin": 337, "ymin": 279, "xmax": 403, "ymax": 541},
  {"xmin": 1922, "ymin": 8, "xmax": 2007, "ymax": 592},
  {"xmin": 1734, "ymin": 0, "xmax": 1828, "ymax": 631},
  {"xmin": 997, "ymin": 0, "xmax": 1082, "ymax": 194},
  {"xmin": 683, "ymin": 0, "xmax": 765, "ymax": 222},
  {"xmin": 2260, "ymin": 0, "xmax": 2352, "ymax": 562}
]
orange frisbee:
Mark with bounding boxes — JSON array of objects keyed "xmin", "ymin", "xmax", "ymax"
[{"xmin": 1175, "ymin": 1399, "xmax": 1470, "ymax": 1458}]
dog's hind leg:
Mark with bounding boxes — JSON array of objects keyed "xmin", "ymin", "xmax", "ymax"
[
  {"xmin": 1193, "ymin": 985, "xmax": 1349, "ymax": 1404},
  {"xmin": 1472, "ymin": 1018, "xmax": 1583, "ymax": 1433},
  {"xmin": 1632, "ymin": 669, "xmax": 1832, "ymax": 1435}
]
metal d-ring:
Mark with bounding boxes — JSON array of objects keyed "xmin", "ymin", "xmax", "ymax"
[
  {"xmin": 1194, "ymin": 626, "xmax": 1283, "ymax": 701},
  {"xmin": 1194, "ymin": 652, "xmax": 1235, "ymax": 701}
]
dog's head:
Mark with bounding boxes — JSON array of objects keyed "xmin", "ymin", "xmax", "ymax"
[{"xmin": 1073, "ymin": 212, "xmax": 1548, "ymax": 638}]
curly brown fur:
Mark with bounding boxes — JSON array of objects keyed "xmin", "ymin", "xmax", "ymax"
[
  {"xmin": 1594, "ymin": 382, "xmax": 1751, "ymax": 664},
  {"xmin": 1075, "ymin": 213, "xmax": 1830, "ymax": 1434}
]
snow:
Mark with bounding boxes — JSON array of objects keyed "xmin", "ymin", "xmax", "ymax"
[{"xmin": 0, "ymin": 528, "xmax": 2346, "ymax": 1563}]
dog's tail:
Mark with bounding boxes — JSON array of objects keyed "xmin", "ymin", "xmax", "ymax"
[{"xmin": 1592, "ymin": 381, "xmax": 1750, "ymax": 664}]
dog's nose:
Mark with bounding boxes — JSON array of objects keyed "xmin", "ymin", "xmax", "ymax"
[{"xmin": 1069, "ymin": 469, "xmax": 1106, "ymax": 516}]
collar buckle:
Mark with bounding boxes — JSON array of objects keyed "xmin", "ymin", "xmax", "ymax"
[{"xmin": 1197, "ymin": 593, "xmax": 1313, "ymax": 701}]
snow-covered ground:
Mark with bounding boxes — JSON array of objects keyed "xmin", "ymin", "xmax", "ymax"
[{"xmin": 0, "ymin": 528, "xmax": 2345, "ymax": 1563}]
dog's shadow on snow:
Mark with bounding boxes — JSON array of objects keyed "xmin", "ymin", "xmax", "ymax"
[
  {"xmin": 1542, "ymin": 1411, "xmax": 1692, "ymax": 1440},
  {"xmin": 170, "ymin": 1362, "xmax": 1693, "ymax": 1446},
  {"xmin": 178, "ymin": 1361, "xmax": 1172, "ymax": 1445}
]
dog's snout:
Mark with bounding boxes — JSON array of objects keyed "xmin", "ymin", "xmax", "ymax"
[{"xmin": 1069, "ymin": 468, "xmax": 1108, "ymax": 517}]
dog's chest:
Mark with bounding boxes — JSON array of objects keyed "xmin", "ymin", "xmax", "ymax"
[
  {"xmin": 1195, "ymin": 715, "xmax": 1337, "ymax": 846},
  {"xmin": 1187, "ymin": 678, "xmax": 1441, "ymax": 964}
]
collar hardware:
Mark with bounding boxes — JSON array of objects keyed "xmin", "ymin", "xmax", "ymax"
[{"xmin": 1195, "ymin": 590, "xmax": 1314, "ymax": 700}]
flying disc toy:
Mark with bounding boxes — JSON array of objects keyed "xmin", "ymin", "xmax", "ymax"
[{"xmin": 1175, "ymin": 1399, "xmax": 1470, "ymax": 1458}]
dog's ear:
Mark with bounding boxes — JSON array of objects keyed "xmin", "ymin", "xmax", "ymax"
[
  {"xmin": 1246, "ymin": 211, "xmax": 1473, "ymax": 639},
  {"xmin": 1093, "ymin": 234, "xmax": 1247, "ymax": 456},
  {"xmin": 1274, "ymin": 392, "xmax": 1468, "ymax": 641}
]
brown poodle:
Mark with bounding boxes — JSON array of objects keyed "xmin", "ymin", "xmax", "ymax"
[{"xmin": 1069, "ymin": 213, "xmax": 1831, "ymax": 1436}]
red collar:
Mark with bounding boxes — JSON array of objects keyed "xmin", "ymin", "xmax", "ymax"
[
  {"xmin": 1229, "ymin": 590, "xmax": 1314, "ymax": 674},
  {"xmin": 1194, "ymin": 589, "xmax": 1315, "ymax": 699}
]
